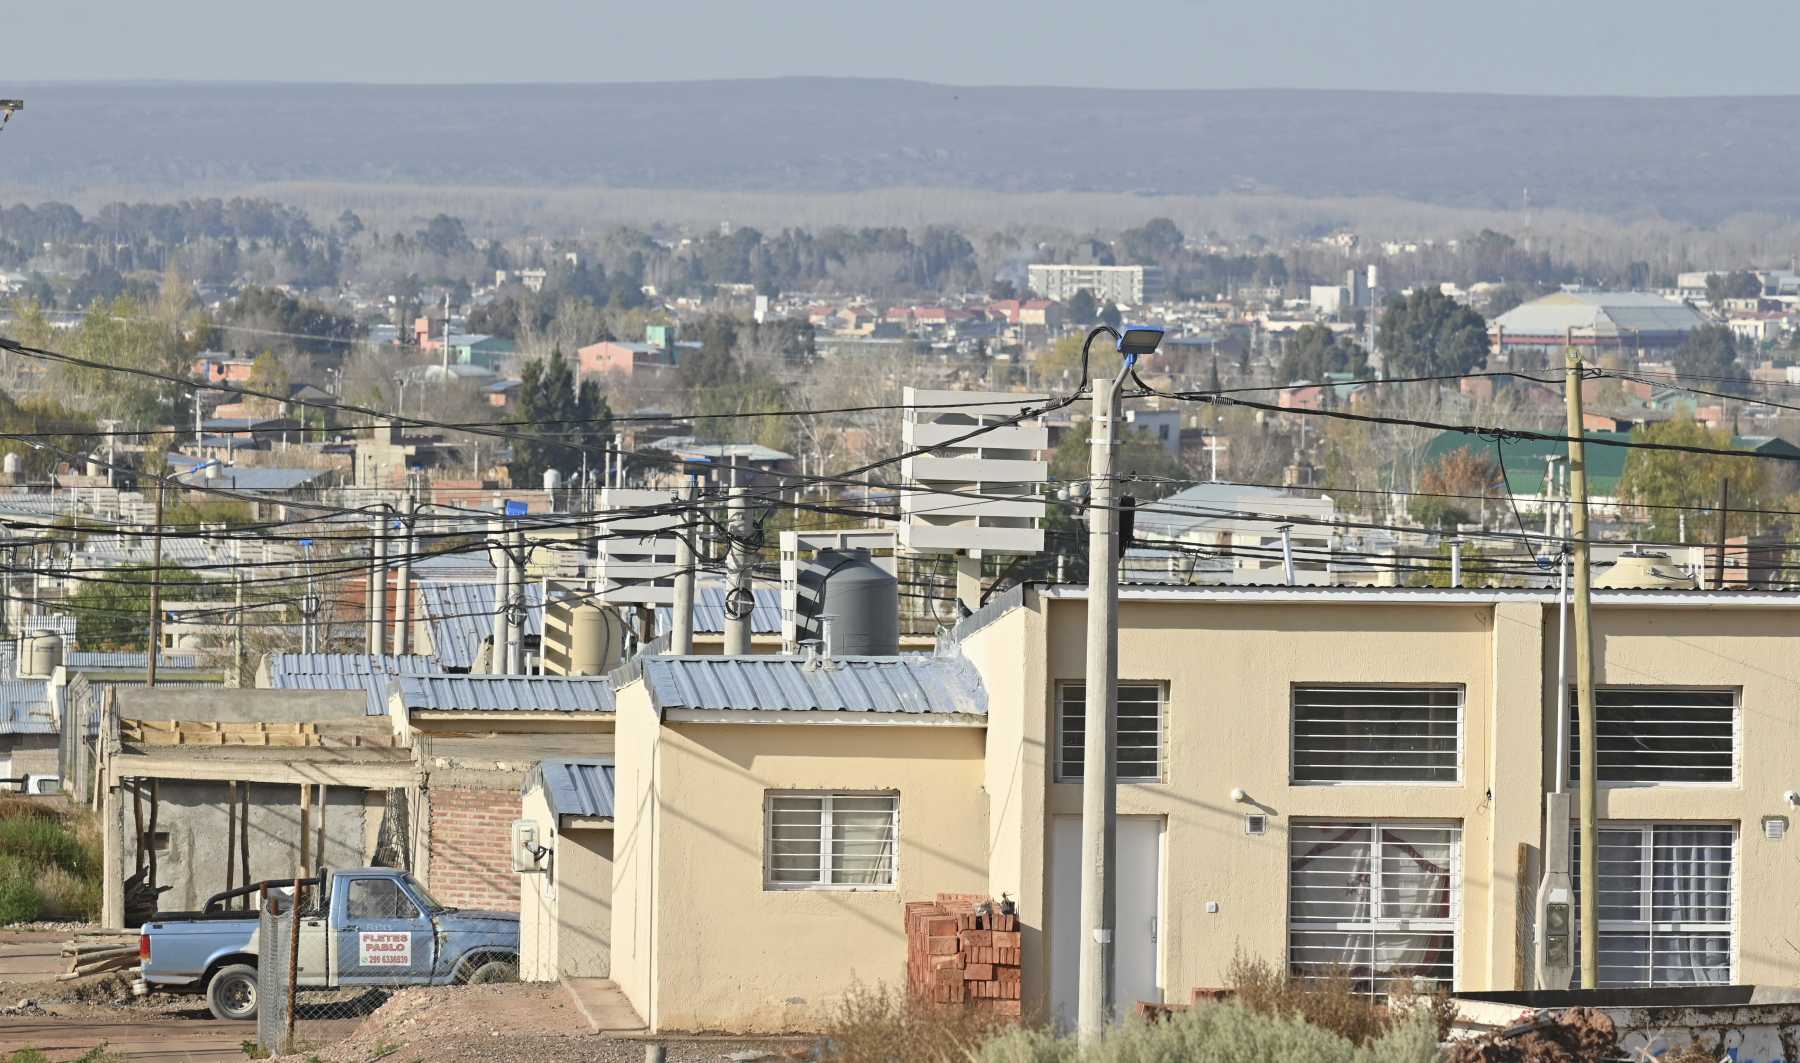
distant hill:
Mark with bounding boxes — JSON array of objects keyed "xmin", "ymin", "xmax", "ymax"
[{"xmin": 4, "ymin": 79, "xmax": 1797, "ymax": 222}]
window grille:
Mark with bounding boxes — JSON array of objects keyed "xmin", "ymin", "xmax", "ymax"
[
  {"xmin": 1568, "ymin": 688, "xmax": 1736, "ymax": 784},
  {"xmin": 1057, "ymin": 682, "xmax": 1164, "ymax": 782},
  {"xmin": 1291, "ymin": 686, "xmax": 1461, "ymax": 784},
  {"xmin": 1288, "ymin": 821, "xmax": 1460, "ymax": 993},
  {"xmin": 765, "ymin": 792, "xmax": 898, "ymax": 889},
  {"xmin": 1572, "ymin": 823, "xmax": 1734, "ymax": 986}
]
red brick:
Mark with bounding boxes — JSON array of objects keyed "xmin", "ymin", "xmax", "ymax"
[
  {"xmin": 960, "ymin": 930, "xmax": 993, "ymax": 947},
  {"xmin": 927, "ymin": 936, "xmax": 959, "ymax": 956},
  {"xmin": 998, "ymin": 966, "xmax": 1022, "ymax": 982},
  {"xmin": 991, "ymin": 931, "xmax": 1021, "ymax": 949},
  {"xmin": 924, "ymin": 915, "xmax": 959, "ymax": 938},
  {"xmin": 962, "ymin": 963, "xmax": 994, "ymax": 981}
]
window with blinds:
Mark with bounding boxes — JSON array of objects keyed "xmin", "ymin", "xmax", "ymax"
[
  {"xmin": 1567, "ymin": 688, "xmax": 1736, "ymax": 785},
  {"xmin": 1056, "ymin": 682, "xmax": 1165, "ymax": 783},
  {"xmin": 1571, "ymin": 823, "xmax": 1735, "ymax": 987},
  {"xmin": 1288, "ymin": 822, "xmax": 1460, "ymax": 993},
  {"xmin": 764, "ymin": 792, "xmax": 898, "ymax": 890},
  {"xmin": 1291, "ymin": 686, "xmax": 1461, "ymax": 784}
]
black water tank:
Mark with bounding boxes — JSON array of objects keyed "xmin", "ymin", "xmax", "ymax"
[{"xmin": 795, "ymin": 548, "xmax": 899, "ymax": 655}]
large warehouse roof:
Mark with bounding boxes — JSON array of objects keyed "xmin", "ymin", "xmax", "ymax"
[{"xmin": 1491, "ymin": 291, "xmax": 1704, "ymax": 340}]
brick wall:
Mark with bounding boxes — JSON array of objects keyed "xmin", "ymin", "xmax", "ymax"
[{"xmin": 426, "ymin": 786, "xmax": 522, "ymax": 912}]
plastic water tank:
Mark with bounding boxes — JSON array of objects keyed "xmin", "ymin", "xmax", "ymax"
[
  {"xmin": 26, "ymin": 630, "xmax": 63, "ymax": 677},
  {"xmin": 543, "ymin": 468, "xmax": 563, "ymax": 492},
  {"xmin": 1, "ymin": 452, "xmax": 20, "ymax": 477},
  {"xmin": 85, "ymin": 454, "xmax": 102, "ymax": 478},
  {"xmin": 798, "ymin": 549, "xmax": 899, "ymax": 655},
  {"xmin": 568, "ymin": 603, "xmax": 624, "ymax": 675}
]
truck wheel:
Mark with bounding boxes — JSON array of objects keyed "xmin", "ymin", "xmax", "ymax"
[
  {"xmin": 465, "ymin": 959, "xmax": 518, "ymax": 985},
  {"xmin": 206, "ymin": 963, "xmax": 259, "ymax": 1021}
]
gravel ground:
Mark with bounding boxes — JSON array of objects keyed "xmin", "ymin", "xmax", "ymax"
[{"xmin": 270, "ymin": 983, "xmax": 820, "ymax": 1063}]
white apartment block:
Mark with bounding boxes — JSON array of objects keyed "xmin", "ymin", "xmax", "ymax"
[{"xmin": 1026, "ymin": 264, "xmax": 1163, "ymax": 305}]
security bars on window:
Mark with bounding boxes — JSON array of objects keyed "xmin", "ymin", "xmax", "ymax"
[
  {"xmin": 1571, "ymin": 823, "xmax": 1734, "ymax": 987},
  {"xmin": 1057, "ymin": 682, "xmax": 1164, "ymax": 782},
  {"xmin": 765, "ymin": 792, "xmax": 898, "ymax": 889},
  {"xmin": 1291, "ymin": 685, "xmax": 1461, "ymax": 784},
  {"xmin": 1287, "ymin": 822, "xmax": 1460, "ymax": 994},
  {"xmin": 1567, "ymin": 688, "xmax": 1736, "ymax": 785}
]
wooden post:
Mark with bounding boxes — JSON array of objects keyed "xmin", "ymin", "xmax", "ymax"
[
  {"xmin": 285, "ymin": 875, "xmax": 302, "ymax": 1048},
  {"xmin": 240, "ymin": 785, "xmax": 252, "ymax": 897},
  {"xmin": 131, "ymin": 782, "xmax": 145, "ymax": 877},
  {"xmin": 298, "ymin": 784, "xmax": 312, "ymax": 878},
  {"xmin": 146, "ymin": 780, "xmax": 160, "ymax": 884},
  {"xmin": 315, "ymin": 785, "xmax": 327, "ymax": 873}
]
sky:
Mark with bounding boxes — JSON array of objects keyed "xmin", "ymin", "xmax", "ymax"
[{"xmin": 9, "ymin": 0, "xmax": 1797, "ymax": 96}]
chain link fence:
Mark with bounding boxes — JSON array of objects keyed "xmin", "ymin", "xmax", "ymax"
[{"xmin": 254, "ymin": 877, "xmax": 514, "ymax": 1056}]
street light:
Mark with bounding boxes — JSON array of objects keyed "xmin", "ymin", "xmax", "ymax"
[
  {"xmin": 0, "ymin": 100, "xmax": 21, "ymax": 133},
  {"xmin": 1076, "ymin": 322, "xmax": 1163, "ymax": 1040}
]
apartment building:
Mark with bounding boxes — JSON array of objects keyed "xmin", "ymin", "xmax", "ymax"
[{"xmin": 1026, "ymin": 264, "xmax": 1164, "ymax": 305}]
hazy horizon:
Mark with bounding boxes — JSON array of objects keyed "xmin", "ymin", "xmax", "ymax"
[{"xmin": 4, "ymin": 0, "xmax": 1796, "ymax": 96}]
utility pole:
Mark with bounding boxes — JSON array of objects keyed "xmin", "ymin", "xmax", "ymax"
[
  {"xmin": 234, "ymin": 541, "xmax": 245, "ymax": 687},
  {"xmin": 723, "ymin": 467, "xmax": 752, "ymax": 656},
  {"xmin": 489, "ymin": 519, "xmax": 509, "ymax": 674},
  {"xmin": 147, "ymin": 478, "xmax": 164, "ymax": 687},
  {"xmin": 368, "ymin": 506, "xmax": 388, "ymax": 656},
  {"xmin": 1713, "ymin": 479, "xmax": 1730, "ymax": 589},
  {"xmin": 672, "ymin": 477, "xmax": 697, "ymax": 654},
  {"xmin": 505, "ymin": 526, "xmax": 524, "ymax": 674},
  {"xmin": 1078, "ymin": 371, "xmax": 1121, "ymax": 1038},
  {"xmin": 394, "ymin": 495, "xmax": 415, "ymax": 655},
  {"xmin": 1564, "ymin": 331, "xmax": 1599, "ymax": 990}
]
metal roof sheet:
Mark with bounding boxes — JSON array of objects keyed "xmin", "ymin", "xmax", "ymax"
[
  {"xmin": 1492, "ymin": 291, "xmax": 1704, "ymax": 339},
  {"xmin": 639, "ymin": 654, "xmax": 986, "ymax": 716},
  {"xmin": 66, "ymin": 651, "xmax": 199, "ymax": 670},
  {"xmin": 19, "ymin": 616, "xmax": 78, "ymax": 639},
  {"xmin": 395, "ymin": 674, "xmax": 615, "ymax": 713},
  {"xmin": 266, "ymin": 670, "xmax": 396, "ymax": 716},
  {"xmin": 526, "ymin": 758, "xmax": 615, "ymax": 822},
  {"xmin": 0, "ymin": 678, "xmax": 53, "ymax": 733},
  {"xmin": 417, "ymin": 581, "xmax": 546, "ymax": 670},
  {"xmin": 653, "ymin": 583, "xmax": 783, "ymax": 636},
  {"xmin": 266, "ymin": 653, "xmax": 437, "ymax": 676}
]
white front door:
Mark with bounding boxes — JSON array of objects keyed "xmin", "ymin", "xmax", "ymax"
[{"xmin": 1050, "ymin": 814, "xmax": 1163, "ymax": 1028}]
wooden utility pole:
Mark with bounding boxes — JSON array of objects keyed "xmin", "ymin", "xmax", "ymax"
[
  {"xmin": 1565, "ymin": 330, "xmax": 1599, "ymax": 990},
  {"xmin": 1714, "ymin": 479, "xmax": 1730, "ymax": 589}
]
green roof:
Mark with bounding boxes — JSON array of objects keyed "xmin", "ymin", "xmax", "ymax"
[{"xmin": 1419, "ymin": 430, "xmax": 1800, "ymax": 499}]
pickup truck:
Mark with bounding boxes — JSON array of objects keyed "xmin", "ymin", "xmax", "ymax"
[{"xmin": 139, "ymin": 867, "xmax": 520, "ymax": 1021}]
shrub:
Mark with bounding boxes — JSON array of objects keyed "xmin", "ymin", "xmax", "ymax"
[
  {"xmin": 0, "ymin": 855, "xmax": 43, "ymax": 924},
  {"xmin": 820, "ymin": 981, "xmax": 1024, "ymax": 1063},
  {"xmin": 35, "ymin": 865, "xmax": 100, "ymax": 921},
  {"xmin": 971, "ymin": 1002, "xmax": 1442, "ymax": 1063},
  {"xmin": 0, "ymin": 814, "xmax": 92, "ymax": 876},
  {"xmin": 1226, "ymin": 952, "xmax": 1457, "ymax": 1046},
  {"xmin": 0, "ymin": 801, "xmax": 104, "ymax": 923}
]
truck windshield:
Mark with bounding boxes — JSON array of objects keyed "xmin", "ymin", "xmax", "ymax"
[{"xmin": 401, "ymin": 873, "xmax": 448, "ymax": 912}]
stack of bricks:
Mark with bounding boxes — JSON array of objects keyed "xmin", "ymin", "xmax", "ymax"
[{"xmin": 904, "ymin": 892, "xmax": 1023, "ymax": 1018}]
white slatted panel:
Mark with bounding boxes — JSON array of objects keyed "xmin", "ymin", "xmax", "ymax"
[
  {"xmin": 1057, "ymin": 682, "xmax": 1164, "ymax": 782},
  {"xmin": 1288, "ymin": 822, "xmax": 1460, "ymax": 994},
  {"xmin": 1568, "ymin": 688, "xmax": 1736, "ymax": 785},
  {"xmin": 1572, "ymin": 823, "xmax": 1734, "ymax": 987},
  {"xmin": 1291, "ymin": 686, "xmax": 1461, "ymax": 784}
]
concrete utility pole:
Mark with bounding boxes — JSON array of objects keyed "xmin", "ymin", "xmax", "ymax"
[
  {"xmin": 234, "ymin": 541, "xmax": 245, "ymax": 687},
  {"xmin": 147, "ymin": 478, "xmax": 164, "ymax": 687},
  {"xmin": 1713, "ymin": 479, "xmax": 1730, "ymax": 588},
  {"xmin": 671, "ymin": 479, "xmax": 697, "ymax": 655},
  {"xmin": 1564, "ymin": 333, "xmax": 1599, "ymax": 990},
  {"xmin": 490, "ymin": 519, "xmax": 508, "ymax": 674},
  {"xmin": 367, "ymin": 508, "xmax": 387, "ymax": 656},
  {"xmin": 505, "ymin": 526, "xmax": 524, "ymax": 674},
  {"xmin": 393, "ymin": 496, "xmax": 415, "ymax": 655},
  {"xmin": 723, "ymin": 468, "xmax": 753, "ymax": 656},
  {"xmin": 1078, "ymin": 371, "xmax": 1121, "ymax": 1038}
]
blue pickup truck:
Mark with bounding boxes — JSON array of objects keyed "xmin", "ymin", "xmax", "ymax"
[{"xmin": 139, "ymin": 867, "xmax": 520, "ymax": 1021}]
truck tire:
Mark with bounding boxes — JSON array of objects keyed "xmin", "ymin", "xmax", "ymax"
[
  {"xmin": 464, "ymin": 958, "xmax": 518, "ymax": 985},
  {"xmin": 206, "ymin": 963, "xmax": 259, "ymax": 1021}
]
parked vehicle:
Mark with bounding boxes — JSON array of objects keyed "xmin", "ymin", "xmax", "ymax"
[
  {"xmin": 0, "ymin": 774, "xmax": 60, "ymax": 795},
  {"xmin": 139, "ymin": 867, "xmax": 519, "ymax": 1021}
]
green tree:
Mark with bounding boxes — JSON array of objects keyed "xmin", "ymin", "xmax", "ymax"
[
  {"xmin": 1277, "ymin": 325, "xmax": 1367, "ymax": 384},
  {"xmin": 513, "ymin": 348, "xmax": 612, "ymax": 486},
  {"xmin": 1705, "ymin": 270, "xmax": 1763, "ymax": 304},
  {"xmin": 70, "ymin": 563, "xmax": 218, "ymax": 651},
  {"xmin": 244, "ymin": 351, "xmax": 291, "ymax": 415},
  {"xmin": 1617, "ymin": 417, "xmax": 1767, "ymax": 542},
  {"xmin": 1064, "ymin": 288, "xmax": 1098, "ymax": 325},
  {"xmin": 1377, "ymin": 289, "xmax": 1491, "ymax": 377},
  {"xmin": 1672, "ymin": 325, "xmax": 1745, "ymax": 394},
  {"xmin": 60, "ymin": 295, "xmax": 189, "ymax": 425}
]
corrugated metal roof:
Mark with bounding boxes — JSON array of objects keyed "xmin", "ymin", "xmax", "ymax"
[
  {"xmin": 266, "ymin": 653, "xmax": 437, "ymax": 676},
  {"xmin": 267, "ymin": 670, "xmax": 396, "ymax": 716},
  {"xmin": 395, "ymin": 674, "xmax": 615, "ymax": 714},
  {"xmin": 418, "ymin": 581, "xmax": 546, "ymax": 670},
  {"xmin": 65, "ymin": 651, "xmax": 200, "ymax": 670},
  {"xmin": 19, "ymin": 616, "xmax": 78, "ymax": 639},
  {"xmin": 653, "ymin": 583, "xmax": 783, "ymax": 636},
  {"xmin": 1492, "ymin": 291, "xmax": 1705, "ymax": 339},
  {"xmin": 640, "ymin": 654, "xmax": 986, "ymax": 716},
  {"xmin": 0, "ymin": 678, "xmax": 53, "ymax": 734},
  {"xmin": 526, "ymin": 758, "xmax": 615, "ymax": 822}
]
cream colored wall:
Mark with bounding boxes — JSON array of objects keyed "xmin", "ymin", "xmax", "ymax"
[
  {"xmin": 609, "ymin": 685, "xmax": 662, "ymax": 1026},
  {"xmin": 555, "ymin": 827, "xmax": 612, "ymax": 978},
  {"xmin": 642, "ymin": 719, "xmax": 989, "ymax": 1033},
  {"xmin": 519, "ymin": 785, "xmax": 558, "ymax": 982},
  {"xmin": 1022, "ymin": 597, "xmax": 1525, "ymax": 1011},
  {"xmin": 1569, "ymin": 605, "xmax": 1800, "ymax": 984}
]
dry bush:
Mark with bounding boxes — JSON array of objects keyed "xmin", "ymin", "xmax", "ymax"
[
  {"xmin": 972, "ymin": 1001, "xmax": 1443, "ymax": 1063},
  {"xmin": 1444, "ymin": 1007, "xmax": 1617, "ymax": 1063},
  {"xmin": 1226, "ymin": 952, "xmax": 1457, "ymax": 1047},
  {"xmin": 819, "ymin": 981, "xmax": 1024, "ymax": 1063},
  {"xmin": 34, "ymin": 865, "xmax": 99, "ymax": 920}
]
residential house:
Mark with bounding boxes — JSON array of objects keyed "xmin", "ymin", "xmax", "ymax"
[{"xmin": 517, "ymin": 758, "xmax": 614, "ymax": 982}]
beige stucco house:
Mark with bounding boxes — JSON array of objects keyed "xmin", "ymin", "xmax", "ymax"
[
  {"xmin": 592, "ymin": 583, "xmax": 1800, "ymax": 1033},
  {"xmin": 518, "ymin": 758, "xmax": 614, "ymax": 982}
]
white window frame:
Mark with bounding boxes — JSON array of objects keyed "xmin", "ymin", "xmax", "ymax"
[
  {"xmin": 1567, "ymin": 686, "xmax": 1740, "ymax": 787},
  {"xmin": 1573, "ymin": 821, "xmax": 1737, "ymax": 987},
  {"xmin": 1054, "ymin": 680, "xmax": 1167, "ymax": 784},
  {"xmin": 762, "ymin": 790, "xmax": 900, "ymax": 892},
  {"xmin": 1286, "ymin": 819, "xmax": 1462, "ymax": 994},
  {"xmin": 1289, "ymin": 684, "xmax": 1464, "ymax": 786}
]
